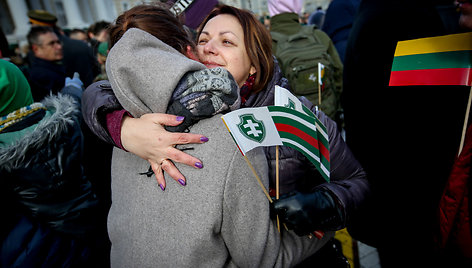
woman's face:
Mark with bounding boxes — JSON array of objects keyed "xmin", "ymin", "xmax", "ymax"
[{"xmin": 197, "ymin": 14, "xmax": 256, "ymax": 87}]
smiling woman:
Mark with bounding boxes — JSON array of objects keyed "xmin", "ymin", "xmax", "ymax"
[
  {"xmin": 197, "ymin": 5, "xmax": 274, "ymax": 94},
  {"xmin": 197, "ymin": 14, "xmax": 256, "ymax": 87}
]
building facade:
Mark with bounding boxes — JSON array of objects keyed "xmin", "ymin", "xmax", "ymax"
[{"xmin": 1, "ymin": 0, "xmax": 117, "ymax": 45}]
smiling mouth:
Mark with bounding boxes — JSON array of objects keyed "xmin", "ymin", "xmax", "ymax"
[{"xmin": 202, "ymin": 62, "xmax": 221, "ymax": 68}]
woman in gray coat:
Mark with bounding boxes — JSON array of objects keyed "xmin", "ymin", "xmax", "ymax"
[
  {"xmin": 83, "ymin": 3, "xmax": 369, "ymax": 244},
  {"xmin": 103, "ymin": 5, "xmax": 333, "ymax": 267}
]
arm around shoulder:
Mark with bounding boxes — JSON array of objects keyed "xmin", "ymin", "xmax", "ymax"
[{"xmin": 82, "ymin": 80, "xmax": 124, "ymax": 145}]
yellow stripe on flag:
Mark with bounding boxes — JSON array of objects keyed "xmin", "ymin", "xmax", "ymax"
[{"xmin": 394, "ymin": 32, "xmax": 472, "ymax": 57}]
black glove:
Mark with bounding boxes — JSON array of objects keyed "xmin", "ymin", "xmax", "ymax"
[{"xmin": 272, "ymin": 187, "xmax": 345, "ymax": 236}]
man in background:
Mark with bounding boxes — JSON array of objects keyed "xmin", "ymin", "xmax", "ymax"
[
  {"xmin": 26, "ymin": 26, "xmax": 65, "ymax": 101},
  {"xmin": 27, "ymin": 10, "xmax": 99, "ymax": 88}
]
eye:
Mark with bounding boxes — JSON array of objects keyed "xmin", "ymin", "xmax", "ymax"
[
  {"xmin": 198, "ymin": 38, "xmax": 208, "ymax": 45},
  {"xmin": 223, "ymin": 39, "xmax": 234, "ymax": 46}
]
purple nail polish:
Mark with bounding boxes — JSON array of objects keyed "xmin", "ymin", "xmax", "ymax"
[
  {"xmin": 200, "ymin": 136, "xmax": 209, "ymax": 142},
  {"xmin": 159, "ymin": 184, "xmax": 165, "ymax": 191},
  {"xmin": 195, "ymin": 162, "xmax": 203, "ymax": 169},
  {"xmin": 176, "ymin": 116, "xmax": 185, "ymax": 121},
  {"xmin": 178, "ymin": 179, "xmax": 186, "ymax": 186}
]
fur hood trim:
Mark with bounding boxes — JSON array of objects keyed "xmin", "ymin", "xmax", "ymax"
[{"xmin": 0, "ymin": 93, "xmax": 79, "ymax": 170}]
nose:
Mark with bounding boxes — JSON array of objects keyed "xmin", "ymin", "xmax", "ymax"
[{"xmin": 203, "ymin": 39, "xmax": 217, "ymax": 55}]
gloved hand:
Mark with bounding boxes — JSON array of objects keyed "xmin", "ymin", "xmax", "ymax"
[
  {"xmin": 272, "ymin": 187, "xmax": 345, "ymax": 236},
  {"xmin": 65, "ymin": 72, "xmax": 83, "ymax": 89}
]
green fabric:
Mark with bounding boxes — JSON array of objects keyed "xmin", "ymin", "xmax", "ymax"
[
  {"xmin": 391, "ymin": 50, "xmax": 472, "ymax": 71},
  {"xmin": 0, "ymin": 60, "xmax": 34, "ymax": 117},
  {"xmin": 98, "ymin": 42, "xmax": 109, "ymax": 56},
  {"xmin": 0, "ymin": 108, "xmax": 50, "ymax": 148}
]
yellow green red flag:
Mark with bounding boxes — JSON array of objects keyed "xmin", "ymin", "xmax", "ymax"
[{"xmin": 389, "ymin": 32, "xmax": 472, "ymax": 86}]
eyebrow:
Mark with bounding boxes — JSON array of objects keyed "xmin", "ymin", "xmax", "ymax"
[{"xmin": 201, "ymin": 30, "xmax": 238, "ymax": 38}]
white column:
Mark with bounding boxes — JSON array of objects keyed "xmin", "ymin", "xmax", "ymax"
[
  {"xmin": 93, "ymin": 0, "xmax": 117, "ymax": 22},
  {"xmin": 6, "ymin": 0, "xmax": 30, "ymax": 40},
  {"xmin": 61, "ymin": 0, "xmax": 88, "ymax": 29}
]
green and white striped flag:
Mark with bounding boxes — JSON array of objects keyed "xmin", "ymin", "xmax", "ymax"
[{"xmin": 222, "ymin": 105, "xmax": 330, "ymax": 182}]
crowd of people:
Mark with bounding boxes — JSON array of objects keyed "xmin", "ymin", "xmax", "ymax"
[{"xmin": 0, "ymin": 0, "xmax": 471, "ymax": 267}]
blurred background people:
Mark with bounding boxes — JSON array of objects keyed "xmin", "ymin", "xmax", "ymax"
[
  {"xmin": 308, "ymin": 6, "xmax": 325, "ymax": 28},
  {"xmin": 69, "ymin": 28, "xmax": 89, "ymax": 43},
  {"xmin": 87, "ymin": 20, "xmax": 110, "ymax": 56},
  {"xmin": 321, "ymin": 0, "xmax": 361, "ymax": 63},
  {"xmin": 26, "ymin": 26, "xmax": 65, "ymax": 101},
  {"xmin": 0, "ymin": 59, "xmax": 108, "ymax": 267},
  {"xmin": 28, "ymin": 9, "xmax": 100, "ymax": 88}
]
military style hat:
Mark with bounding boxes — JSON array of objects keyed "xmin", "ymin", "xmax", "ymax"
[{"xmin": 27, "ymin": 10, "xmax": 57, "ymax": 26}]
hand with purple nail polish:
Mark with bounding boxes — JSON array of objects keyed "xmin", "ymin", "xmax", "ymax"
[{"xmin": 121, "ymin": 113, "xmax": 208, "ymax": 189}]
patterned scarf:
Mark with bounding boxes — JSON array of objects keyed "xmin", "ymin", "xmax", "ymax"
[{"xmin": 166, "ymin": 67, "xmax": 240, "ymax": 132}]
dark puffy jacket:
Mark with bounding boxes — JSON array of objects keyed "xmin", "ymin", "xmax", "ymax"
[
  {"xmin": 245, "ymin": 58, "xmax": 369, "ymax": 226},
  {"xmin": 82, "ymin": 61, "xmax": 370, "ymax": 228},
  {"xmin": 0, "ymin": 92, "xmax": 102, "ymax": 267}
]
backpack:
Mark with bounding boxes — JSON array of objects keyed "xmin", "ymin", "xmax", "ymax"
[{"xmin": 271, "ymin": 25, "xmax": 341, "ymax": 120}]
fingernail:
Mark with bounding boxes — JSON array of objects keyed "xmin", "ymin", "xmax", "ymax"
[
  {"xmin": 176, "ymin": 116, "xmax": 185, "ymax": 121},
  {"xmin": 159, "ymin": 184, "xmax": 165, "ymax": 191},
  {"xmin": 195, "ymin": 162, "xmax": 203, "ymax": 169},
  {"xmin": 178, "ymin": 179, "xmax": 186, "ymax": 186},
  {"xmin": 200, "ymin": 136, "xmax": 209, "ymax": 142}
]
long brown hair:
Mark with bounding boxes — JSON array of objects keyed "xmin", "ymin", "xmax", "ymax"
[
  {"xmin": 108, "ymin": 3, "xmax": 194, "ymax": 54},
  {"xmin": 197, "ymin": 5, "xmax": 274, "ymax": 93}
]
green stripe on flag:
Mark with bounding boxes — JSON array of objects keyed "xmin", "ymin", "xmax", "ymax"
[
  {"xmin": 268, "ymin": 106, "xmax": 328, "ymax": 140},
  {"xmin": 272, "ymin": 115, "xmax": 329, "ymax": 147},
  {"xmin": 391, "ymin": 50, "xmax": 472, "ymax": 71},
  {"xmin": 279, "ymin": 131, "xmax": 330, "ymax": 170}
]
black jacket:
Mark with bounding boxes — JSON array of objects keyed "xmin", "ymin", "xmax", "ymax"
[
  {"xmin": 0, "ymin": 91, "xmax": 102, "ymax": 267},
  {"xmin": 28, "ymin": 56, "xmax": 66, "ymax": 101}
]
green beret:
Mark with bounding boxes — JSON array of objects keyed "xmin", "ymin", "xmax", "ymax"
[{"xmin": 27, "ymin": 10, "xmax": 57, "ymax": 26}]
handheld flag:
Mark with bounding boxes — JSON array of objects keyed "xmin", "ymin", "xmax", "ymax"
[
  {"xmin": 389, "ymin": 32, "xmax": 472, "ymax": 86},
  {"xmin": 222, "ymin": 105, "xmax": 330, "ymax": 182},
  {"xmin": 275, "ymin": 85, "xmax": 316, "ymax": 117},
  {"xmin": 318, "ymin": 62, "xmax": 325, "ymax": 90}
]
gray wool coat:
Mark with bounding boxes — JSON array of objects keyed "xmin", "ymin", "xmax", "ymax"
[{"xmin": 106, "ymin": 28, "xmax": 332, "ymax": 267}]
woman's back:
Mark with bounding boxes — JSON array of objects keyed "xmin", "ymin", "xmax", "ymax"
[
  {"xmin": 106, "ymin": 27, "xmax": 332, "ymax": 268},
  {"xmin": 109, "ymin": 115, "xmax": 274, "ymax": 267}
]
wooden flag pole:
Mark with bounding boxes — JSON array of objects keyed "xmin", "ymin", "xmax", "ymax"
[
  {"xmin": 318, "ymin": 83, "xmax": 322, "ymax": 107},
  {"xmin": 458, "ymin": 86, "xmax": 472, "ymax": 155},
  {"xmin": 276, "ymin": 145, "xmax": 280, "ymax": 232},
  {"xmin": 243, "ymin": 155, "xmax": 272, "ymax": 203}
]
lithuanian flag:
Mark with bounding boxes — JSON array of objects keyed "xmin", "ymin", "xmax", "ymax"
[{"xmin": 389, "ymin": 32, "xmax": 472, "ymax": 86}]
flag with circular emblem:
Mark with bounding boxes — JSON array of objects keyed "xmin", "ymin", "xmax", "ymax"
[{"xmin": 222, "ymin": 105, "xmax": 330, "ymax": 182}]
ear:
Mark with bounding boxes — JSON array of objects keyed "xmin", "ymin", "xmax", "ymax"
[
  {"xmin": 185, "ymin": 45, "xmax": 199, "ymax": 62},
  {"xmin": 31, "ymin": 44, "xmax": 39, "ymax": 54},
  {"xmin": 249, "ymin": 65, "xmax": 256, "ymax": 76}
]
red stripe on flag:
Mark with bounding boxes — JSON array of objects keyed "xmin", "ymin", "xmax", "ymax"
[
  {"xmin": 275, "ymin": 123, "xmax": 330, "ymax": 162},
  {"xmin": 389, "ymin": 68, "xmax": 472, "ymax": 86}
]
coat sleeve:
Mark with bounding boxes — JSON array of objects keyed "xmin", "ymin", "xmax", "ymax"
[
  {"xmin": 316, "ymin": 109, "xmax": 370, "ymax": 225},
  {"xmin": 298, "ymin": 96, "xmax": 370, "ymax": 225},
  {"xmin": 82, "ymin": 80, "xmax": 123, "ymax": 145},
  {"xmin": 221, "ymin": 148, "xmax": 334, "ymax": 267}
]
